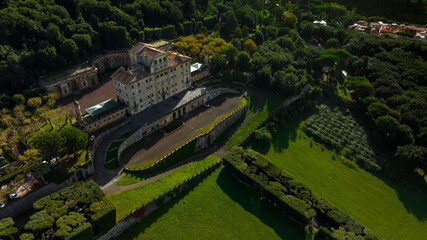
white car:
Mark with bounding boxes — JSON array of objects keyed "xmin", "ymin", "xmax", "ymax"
[
  {"xmin": 0, "ymin": 203, "xmax": 5, "ymax": 208},
  {"xmin": 204, "ymin": 103, "xmax": 210, "ymax": 108},
  {"xmin": 9, "ymin": 193, "xmax": 20, "ymax": 199}
]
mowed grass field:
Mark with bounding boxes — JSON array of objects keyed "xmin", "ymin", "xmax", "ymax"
[
  {"xmin": 247, "ymin": 126, "xmax": 427, "ymax": 240},
  {"xmin": 115, "ymin": 167, "xmax": 304, "ymax": 240}
]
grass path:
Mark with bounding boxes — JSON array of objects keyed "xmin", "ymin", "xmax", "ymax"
[
  {"xmin": 115, "ymin": 167, "xmax": 304, "ymax": 240},
  {"xmin": 248, "ymin": 126, "xmax": 427, "ymax": 240}
]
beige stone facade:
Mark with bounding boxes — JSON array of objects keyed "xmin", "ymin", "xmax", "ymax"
[
  {"xmin": 111, "ymin": 43, "xmax": 192, "ymax": 115},
  {"xmin": 40, "ymin": 65, "xmax": 98, "ymax": 99}
]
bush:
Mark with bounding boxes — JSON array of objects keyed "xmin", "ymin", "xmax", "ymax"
[
  {"xmin": 25, "ymin": 210, "xmax": 55, "ymax": 231},
  {"xmin": 183, "ymin": 21, "xmax": 193, "ymax": 35},
  {"xmin": 0, "ymin": 218, "xmax": 18, "ymax": 238},
  {"xmin": 162, "ymin": 25, "xmax": 176, "ymax": 39},
  {"xmin": 203, "ymin": 15, "xmax": 217, "ymax": 29},
  {"xmin": 89, "ymin": 198, "xmax": 116, "ymax": 234},
  {"xmin": 19, "ymin": 233, "xmax": 34, "ymax": 240},
  {"xmin": 153, "ymin": 28, "xmax": 162, "ymax": 39},
  {"xmin": 144, "ymin": 28, "xmax": 154, "ymax": 40},
  {"xmin": 67, "ymin": 222, "xmax": 93, "ymax": 240},
  {"xmin": 55, "ymin": 212, "xmax": 88, "ymax": 238}
]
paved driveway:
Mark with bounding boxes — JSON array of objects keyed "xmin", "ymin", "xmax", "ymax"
[{"xmin": 124, "ymin": 94, "xmax": 243, "ymax": 167}]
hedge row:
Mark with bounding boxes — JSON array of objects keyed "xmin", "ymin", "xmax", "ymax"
[
  {"xmin": 144, "ymin": 25, "xmax": 176, "ymax": 41},
  {"xmin": 89, "ymin": 198, "xmax": 117, "ymax": 234},
  {"xmin": 223, "ymin": 147, "xmax": 378, "ymax": 239}
]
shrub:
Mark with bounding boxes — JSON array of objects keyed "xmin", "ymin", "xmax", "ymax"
[
  {"xmin": 183, "ymin": 21, "xmax": 193, "ymax": 35},
  {"xmin": 25, "ymin": 210, "xmax": 55, "ymax": 231},
  {"xmin": 67, "ymin": 222, "xmax": 93, "ymax": 240},
  {"xmin": 162, "ymin": 25, "xmax": 176, "ymax": 39},
  {"xmin": 153, "ymin": 28, "xmax": 162, "ymax": 39},
  {"xmin": 89, "ymin": 198, "xmax": 116, "ymax": 234},
  {"xmin": 19, "ymin": 233, "xmax": 34, "ymax": 240},
  {"xmin": 55, "ymin": 212, "xmax": 88, "ymax": 238},
  {"xmin": 0, "ymin": 218, "xmax": 18, "ymax": 238},
  {"xmin": 144, "ymin": 28, "xmax": 154, "ymax": 40}
]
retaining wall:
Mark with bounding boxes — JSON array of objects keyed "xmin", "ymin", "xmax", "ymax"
[
  {"xmin": 98, "ymin": 161, "xmax": 221, "ymax": 240},
  {"xmin": 91, "ymin": 51, "xmax": 131, "ymax": 75},
  {"xmin": 117, "ymin": 88, "xmax": 239, "ymax": 161},
  {"xmin": 125, "ymin": 97, "xmax": 247, "ymax": 174}
]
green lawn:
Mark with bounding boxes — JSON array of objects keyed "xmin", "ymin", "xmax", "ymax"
[
  {"xmin": 247, "ymin": 126, "xmax": 427, "ymax": 240},
  {"xmin": 109, "ymin": 155, "xmax": 221, "ymax": 221},
  {"xmin": 225, "ymin": 95, "xmax": 282, "ymax": 149},
  {"xmin": 115, "ymin": 167, "xmax": 304, "ymax": 240}
]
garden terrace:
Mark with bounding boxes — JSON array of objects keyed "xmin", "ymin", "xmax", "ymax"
[
  {"xmin": 116, "ymin": 167, "xmax": 305, "ymax": 240},
  {"xmin": 223, "ymin": 147, "xmax": 378, "ymax": 239},
  {"xmin": 109, "ymin": 155, "xmax": 221, "ymax": 221}
]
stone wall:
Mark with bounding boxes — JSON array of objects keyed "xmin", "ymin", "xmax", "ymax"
[
  {"xmin": 92, "ymin": 51, "xmax": 131, "ymax": 75},
  {"xmin": 117, "ymin": 88, "xmax": 239, "ymax": 161},
  {"xmin": 97, "ymin": 161, "xmax": 221, "ymax": 240}
]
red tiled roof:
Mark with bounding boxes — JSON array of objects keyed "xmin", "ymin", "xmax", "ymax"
[
  {"xmin": 111, "ymin": 67, "xmax": 135, "ymax": 85},
  {"xmin": 129, "ymin": 42, "xmax": 165, "ymax": 57},
  {"xmin": 168, "ymin": 52, "xmax": 191, "ymax": 67},
  {"xmin": 405, "ymin": 26, "xmax": 425, "ymax": 31}
]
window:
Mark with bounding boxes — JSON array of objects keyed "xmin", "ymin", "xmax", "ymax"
[
  {"xmin": 146, "ymin": 79, "xmax": 148, "ymax": 83},
  {"xmin": 159, "ymin": 58, "xmax": 162, "ymax": 63},
  {"xmin": 138, "ymin": 82, "xmax": 140, "ymax": 86},
  {"xmin": 140, "ymin": 99, "xmax": 142, "ymax": 102},
  {"xmin": 163, "ymin": 57, "xmax": 166, "ymax": 61},
  {"xmin": 154, "ymin": 60, "xmax": 157, "ymax": 64}
]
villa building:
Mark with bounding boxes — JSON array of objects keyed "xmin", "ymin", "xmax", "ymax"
[{"xmin": 111, "ymin": 43, "xmax": 192, "ymax": 115}]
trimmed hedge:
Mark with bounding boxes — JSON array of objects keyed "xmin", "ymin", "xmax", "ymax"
[
  {"xmin": 203, "ymin": 15, "xmax": 217, "ymax": 29},
  {"xmin": 145, "ymin": 28, "xmax": 154, "ymax": 40},
  {"xmin": 89, "ymin": 198, "xmax": 117, "ymax": 234},
  {"xmin": 223, "ymin": 147, "xmax": 378, "ymax": 239},
  {"xmin": 153, "ymin": 28, "xmax": 162, "ymax": 39},
  {"xmin": 67, "ymin": 222, "xmax": 93, "ymax": 240},
  {"xmin": 183, "ymin": 21, "xmax": 193, "ymax": 35},
  {"xmin": 162, "ymin": 25, "xmax": 176, "ymax": 39}
]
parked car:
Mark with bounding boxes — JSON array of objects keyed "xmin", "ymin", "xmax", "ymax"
[
  {"xmin": 73, "ymin": 206, "xmax": 82, "ymax": 213},
  {"xmin": 9, "ymin": 193, "xmax": 20, "ymax": 199},
  {"xmin": 26, "ymin": 173, "xmax": 32, "ymax": 180},
  {"xmin": 0, "ymin": 203, "xmax": 5, "ymax": 208},
  {"xmin": 204, "ymin": 103, "xmax": 210, "ymax": 108},
  {"xmin": 33, "ymin": 180, "xmax": 43, "ymax": 187}
]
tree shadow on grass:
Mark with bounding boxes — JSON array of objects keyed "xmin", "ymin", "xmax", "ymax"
[{"xmin": 216, "ymin": 169, "xmax": 305, "ymax": 239}]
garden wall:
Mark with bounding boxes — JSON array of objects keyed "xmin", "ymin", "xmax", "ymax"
[
  {"xmin": 98, "ymin": 161, "xmax": 221, "ymax": 240},
  {"xmin": 91, "ymin": 51, "xmax": 131, "ymax": 75},
  {"xmin": 123, "ymin": 97, "xmax": 247, "ymax": 174},
  {"xmin": 117, "ymin": 88, "xmax": 239, "ymax": 162}
]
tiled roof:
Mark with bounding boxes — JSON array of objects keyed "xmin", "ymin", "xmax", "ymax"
[
  {"xmin": 111, "ymin": 67, "xmax": 135, "ymax": 85},
  {"xmin": 168, "ymin": 52, "xmax": 191, "ymax": 67},
  {"xmin": 129, "ymin": 42, "xmax": 165, "ymax": 58}
]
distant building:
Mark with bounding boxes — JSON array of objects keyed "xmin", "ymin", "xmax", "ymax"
[
  {"xmin": 313, "ymin": 20, "xmax": 327, "ymax": 26},
  {"xmin": 39, "ymin": 64, "xmax": 98, "ymax": 99},
  {"xmin": 404, "ymin": 26, "xmax": 427, "ymax": 35},
  {"xmin": 111, "ymin": 43, "xmax": 192, "ymax": 115}
]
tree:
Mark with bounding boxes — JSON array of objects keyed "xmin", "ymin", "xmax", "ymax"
[
  {"xmin": 60, "ymin": 127, "xmax": 88, "ymax": 155},
  {"xmin": 348, "ymin": 77, "xmax": 374, "ymax": 100},
  {"xmin": 275, "ymin": 37, "xmax": 295, "ymax": 51},
  {"xmin": 256, "ymin": 66, "xmax": 272, "ymax": 88},
  {"xmin": 25, "ymin": 210, "xmax": 55, "ymax": 231},
  {"xmin": 282, "ymin": 12, "xmax": 298, "ymax": 28},
  {"xmin": 221, "ymin": 10, "xmax": 238, "ymax": 39},
  {"xmin": 243, "ymin": 39, "xmax": 257, "ymax": 54},
  {"xmin": 395, "ymin": 145, "xmax": 426, "ymax": 171},
  {"xmin": 19, "ymin": 233, "xmax": 34, "ymax": 240},
  {"xmin": 60, "ymin": 39, "xmax": 79, "ymax": 64},
  {"xmin": 32, "ymin": 131, "xmax": 65, "ymax": 159},
  {"xmin": 326, "ymin": 38, "xmax": 339, "ymax": 48},
  {"xmin": 12, "ymin": 94, "xmax": 25, "ymax": 105},
  {"xmin": 253, "ymin": 127, "xmax": 272, "ymax": 143},
  {"xmin": 236, "ymin": 51, "xmax": 251, "ymax": 72},
  {"xmin": 210, "ymin": 54, "xmax": 227, "ymax": 75},
  {"xmin": 19, "ymin": 149, "xmax": 42, "ymax": 165},
  {"xmin": 254, "ymin": 31, "xmax": 264, "ymax": 46},
  {"xmin": 55, "ymin": 212, "xmax": 88, "ymax": 238},
  {"xmin": 375, "ymin": 115, "xmax": 399, "ymax": 135},
  {"xmin": 367, "ymin": 102, "xmax": 389, "ymax": 119},
  {"xmin": 224, "ymin": 46, "xmax": 238, "ymax": 68},
  {"xmin": 27, "ymin": 97, "xmax": 42, "ymax": 109},
  {"xmin": 0, "ymin": 218, "xmax": 17, "ymax": 239}
]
